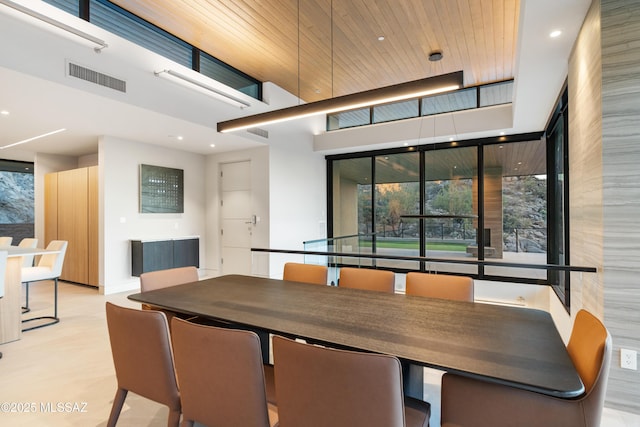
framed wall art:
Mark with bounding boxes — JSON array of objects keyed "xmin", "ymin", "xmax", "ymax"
[{"xmin": 139, "ymin": 164, "xmax": 184, "ymax": 213}]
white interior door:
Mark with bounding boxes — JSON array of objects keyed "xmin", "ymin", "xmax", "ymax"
[{"xmin": 221, "ymin": 161, "xmax": 253, "ymax": 275}]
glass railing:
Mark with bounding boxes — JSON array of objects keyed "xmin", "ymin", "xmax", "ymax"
[
  {"xmin": 254, "ymin": 242, "xmax": 596, "ymax": 287},
  {"xmin": 258, "ymin": 223, "xmax": 592, "ymax": 288},
  {"xmin": 304, "ymin": 233, "xmax": 378, "ymax": 285}
]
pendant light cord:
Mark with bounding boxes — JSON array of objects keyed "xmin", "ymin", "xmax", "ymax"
[
  {"xmin": 297, "ymin": 0, "xmax": 301, "ymax": 104},
  {"xmin": 331, "ymin": 0, "xmax": 334, "ymax": 98}
]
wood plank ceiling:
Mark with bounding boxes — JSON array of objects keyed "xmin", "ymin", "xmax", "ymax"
[{"xmin": 109, "ymin": 0, "xmax": 520, "ymax": 103}]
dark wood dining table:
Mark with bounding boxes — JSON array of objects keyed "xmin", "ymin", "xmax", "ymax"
[{"xmin": 127, "ymin": 274, "xmax": 584, "ymax": 399}]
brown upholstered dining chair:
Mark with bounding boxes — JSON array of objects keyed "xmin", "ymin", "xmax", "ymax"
[
  {"xmin": 139, "ymin": 266, "xmax": 199, "ymax": 324},
  {"xmin": 338, "ymin": 267, "xmax": 395, "ymax": 293},
  {"xmin": 283, "ymin": 262, "xmax": 328, "ymax": 285},
  {"xmin": 139, "ymin": 266, "xmax": 198, "ymax": 293},
  {"xmin": 405, "ymin": 272, "xmax": 474, "ymax": 302},
  {"xmin": 440, "ymin": 309, "xmax": 612, "ymax": 427},
  {"xmin": 273, "ymin": 335, "xmax": 430, "ymax": 427},
  {"xmin": 171, "ymin": 318, "xmax": 278, "ymax": 427},
  {"xmin": 105, "ymin": 302, "xmax": 180, "ymax": 427}
]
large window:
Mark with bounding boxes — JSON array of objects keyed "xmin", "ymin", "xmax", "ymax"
[
  {"xmin": 482, "ymin": 140, "xmax": 548, "ymax": 280},
  {"xmin": 424, "ymin": 146, "xmax": 477, "ymax": 275},
  {"xmin": 374, "ymin": 152, "xmax": 420, "ymax": 270},
  {"xmin": 546, "ymin": 86, "xmax": 570, "ymax": 307},
  {"xmin": 0, "ymin": 160, "xmax": 35, "ymax": 243},
  {"xmin": 327, "ymin": 132, "xmax": 562, "ymax": 286}
]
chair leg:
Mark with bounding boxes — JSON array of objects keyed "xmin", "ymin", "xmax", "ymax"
[
  {"xmin": 22, "ymin": 282, "xmax": 30, "ymax": 313},
  {"xmin": 22, "ymin": 278, "xmax": 61, "ymax": 332},
  {"xmin": 106, "ymin": 388, "xmax": 128, "ymax": 427},
  {"xmin": 53, "ymin": 278, "xmax": 58, "ymax": 319},
  {"xmin": 167, "ymin": 408, "xmax": 181, "ymax": 427}
]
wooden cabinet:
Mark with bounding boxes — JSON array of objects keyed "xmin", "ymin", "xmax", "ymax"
[{"xmin": 45, "ymin": 166, "xmax": 98, "ymax": 287}]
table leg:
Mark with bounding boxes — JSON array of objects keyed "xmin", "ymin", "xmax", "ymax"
[
  {"xmin": 0, "ymin": 257, "xmax": 22, "ymax": 344},
  {"xmin": 402, "ymin": 360, "xmax": 424, "ymax": 399}
]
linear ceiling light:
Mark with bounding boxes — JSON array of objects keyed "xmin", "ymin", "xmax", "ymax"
[
  {"xmin": 0, "ymin": 128, "xmax": 67, "ymax": 150},
  {"xmin": 0, "ymin": 0, "xmax": 108, "ymax": 52},
  {"xmin": 154, "ymin": 69, "xmax": 251, "ymax": 109},
  {"xmin": 217, "ymin": 71, "xmax": 463, "ymax": 133}
]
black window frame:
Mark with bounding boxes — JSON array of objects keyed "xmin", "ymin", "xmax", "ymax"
[{"xmin": 326, "ymin": 131, "xmax": 566, "ymax": 288}]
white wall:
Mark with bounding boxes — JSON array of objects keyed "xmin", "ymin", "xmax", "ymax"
[
  {"xmin": 267, "ymin": 131, "xmax": 327, "ymax": 278},
  {"xmin": 99, "ymin": 136, "xmax": 206, "ymax": 294}
]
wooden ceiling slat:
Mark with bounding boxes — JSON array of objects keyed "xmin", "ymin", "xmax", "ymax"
[{"xmin": 493, "ymin": 0, "xmax": 505, "ymax": 79}]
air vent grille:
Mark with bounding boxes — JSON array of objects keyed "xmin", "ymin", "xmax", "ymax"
[
  {"xmin": 68, "ymin": 62, "xmax": 126, "ymax": 93},
  {"xmin": 247, "ymin": 127, "xmax": 268, "ymax": 139}
]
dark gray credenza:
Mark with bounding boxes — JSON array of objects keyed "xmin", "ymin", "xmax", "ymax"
[{"xmin": 131, "ymin": 237, "xmax": 199, "ymax": 277}]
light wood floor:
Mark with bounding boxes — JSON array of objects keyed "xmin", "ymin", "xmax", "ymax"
[{"xmin": 0, "ymin": 281, "xmax": 638, "ymax": 426}]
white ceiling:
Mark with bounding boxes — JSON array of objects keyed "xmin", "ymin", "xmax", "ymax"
[{"xmin": 0, "ymin": 0, "xmax": 591, "ymax": 161}]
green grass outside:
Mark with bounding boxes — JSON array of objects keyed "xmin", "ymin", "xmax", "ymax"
[{"xmin": 359, "ymin": 240, "xmax": 468, "ymax": 252}]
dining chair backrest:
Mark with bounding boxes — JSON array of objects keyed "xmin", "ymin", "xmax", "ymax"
[
  {"xmin": 339, "ymin": 267, "xmax": 395, "ymax": 293},
  {"xmin": 440, "ymin": 309, "xmax": 612, "ymax": 427},
  {"xmin": 171, "ymin": 318, "xmax": 277, "ymax": 427},
  {"xmin": 18, "ymin": 238, "xmax": 38, "ymax": 267},
  {"xmin": 105, "ymin": 302, "xmax": 181, "ymax": 427},
  {"xmin": 283, "ymin": 262, "xmax": 328, "ymax": 285},
  {"xmin": 0, "ymin": 237, "xmax": 12, "ymax": 247},
  {"xmin": 565, "ymin": 309, "xmax": 612, "ymax": 424},
  {"xmin": 37, "ymin": 240, "xmax": 68, "ymax": 277},
  {"xmin": 0, "ymin": 251, "xmax": 7, "ymax": 298},
  {"xmin": 405, "ymin": 272, "xmax": 474, "ymax": 302},
  {"xmin": 139, "ymin": 266, "xmax": 199, "ymax": 292},
  {"xmin": 273, "ymin": 335, "xmax": 429, "ymax": 427}
]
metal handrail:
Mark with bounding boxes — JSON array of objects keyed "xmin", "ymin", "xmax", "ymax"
[{"xmin": 251, "ymin": 247, "xmax": 597, "ymax": 273}]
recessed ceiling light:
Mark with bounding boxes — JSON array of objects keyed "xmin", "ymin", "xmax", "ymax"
[
  {"xmin": 0, "ymin": 110, "xmax": 9, "ymax": 116},
  {"xmin": 403, "ymin": 142, "xmax": 409, "ymax": 146},
  {"xmin": 429, "ymin": 51, "xmax": 443, "ymax": 62},
  {"xmin": 449, "ymin": 137, "xmax": 454, "ymax": 141},
  {"xmin": 499, "ymin": 131, "xmax": 505, "ymax": 135},
  {"xmin": 378, "ymin": 36, "xmax": 385, "ymax": 41},
  {"xmin": 550, "ymin": 30, "xmax": 562, "ymax": 38},
  {"xmin": 210, "ymin": 144, "xmax": 216, "ymax": 148}
]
